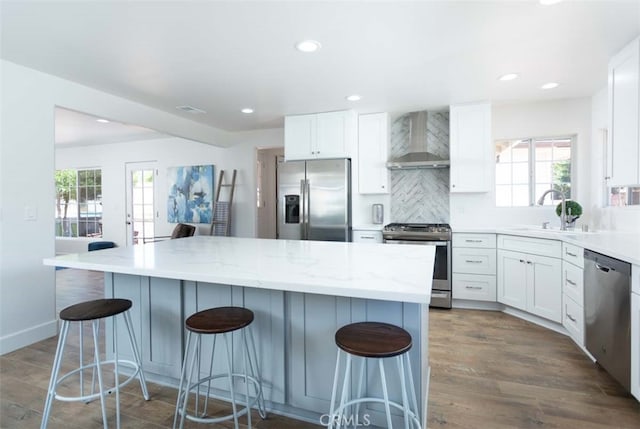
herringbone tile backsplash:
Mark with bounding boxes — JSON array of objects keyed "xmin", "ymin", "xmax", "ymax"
[{"xmin": 390, "ymin": 111, "xmax": 450, "ymax": 223}]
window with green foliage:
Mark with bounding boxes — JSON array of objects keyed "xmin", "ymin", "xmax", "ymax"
[
  {"xmin": 55, "ymin": 169, "xmax": 102, "ymax": 237},
  {"xmin": 495, "ymin": 136, "xmax": 574, "ymax": 207}
]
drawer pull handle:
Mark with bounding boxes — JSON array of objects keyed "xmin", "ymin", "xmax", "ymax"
[
  {"xmin": 360, "ymin": 236, "xmax": 375, "ymax": 239},
  {"xmin": 566, "ymin": 251, "xmax": 577, "ymax": 257},
  {"xmin": 526, "ymin": 260, "xmax": 533, "ymax": 264},
  {"xmin": 567, "ymin": 314, "xmax": 576, "ymax": 322},
  {"xmin": 519, "ymin": 259, "xmax": 525, "ymax": 263},
  {"xmin": 465, "ymin": 260, "xmax": 483, "ymax": 264},
  {"xmin": 566, "ymin": 279, "xmax": 577, "ymax": 286},
  {"xmin": 465, "ymin": 285, "xmax": 483, "ymax": 290},
  {"xmin": 465, "ymin": 239, "xmax": 482, "ymax": 243}
]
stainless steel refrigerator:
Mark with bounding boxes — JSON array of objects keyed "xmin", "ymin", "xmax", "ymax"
[{"xmin": 277, "ymin": 158, "xmax": 351, "ymax": 242}]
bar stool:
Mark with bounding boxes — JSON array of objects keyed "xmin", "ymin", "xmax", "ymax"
[
  {"xmin": 173, "ymin": 306, "xmax": 266, "ymax": 429},
  {"xmin": 41, "ymin": 298, "xmax": 149, "ymax": 429},
  {"xmin": 328, "ymin": 322, "xmax": 421, "ymax": 429}
]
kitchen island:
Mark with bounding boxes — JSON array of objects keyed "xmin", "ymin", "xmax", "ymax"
[{"xmin": 44, "ymin": 236, "xmax": 434, "ymax": 427}]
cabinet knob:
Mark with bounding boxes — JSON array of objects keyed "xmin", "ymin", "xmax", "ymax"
[{"xmin": 452, "ymin": 184, "xmax": 456, "ymax": 188}]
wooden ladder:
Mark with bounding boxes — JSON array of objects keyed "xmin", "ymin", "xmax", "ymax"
[{"xmin": 209, "ymin": 169, "xmax": 237, "ymax": 236}]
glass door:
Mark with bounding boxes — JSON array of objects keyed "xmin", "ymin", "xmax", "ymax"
[{"xmin": 125, "ymin": 162, "xmax": 157, "ymax": 246}]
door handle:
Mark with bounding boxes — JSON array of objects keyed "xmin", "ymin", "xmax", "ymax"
[
  {"xmin": 126, "ymin": 221, "xmax": 132, "ymax": 225},
  {"xmin": 300, "ymin": 179, "xmax": 306, "ymax": 239}
]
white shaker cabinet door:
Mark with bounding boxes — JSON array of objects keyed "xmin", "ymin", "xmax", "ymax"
[
  {"xmin": 497, "ymin": 249, "xmax": 528, "ymax": 311},
  {"xmin": 607, "ymin": 37, "xmax": 640, "ymax": 186},
  {"xmin": 358, "ymin": 112, "xmax": 389, "ymax": 194},
  {"xmin": 450, "ymin": 102, "xmax": 492, "ymax": 192},
  {"xmin": 285, "ymin": 114, "xmax": 317, "ymax": 160}
]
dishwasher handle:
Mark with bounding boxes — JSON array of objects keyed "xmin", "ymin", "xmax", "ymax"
[{"xmin": 595, "ymin": 263, "xmax": 613, "ymax": 273}]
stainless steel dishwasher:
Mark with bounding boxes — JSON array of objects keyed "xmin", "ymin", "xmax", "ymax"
[{"xmin": 584, "ymin": 249, "xmax": 631, "ymax": 391}]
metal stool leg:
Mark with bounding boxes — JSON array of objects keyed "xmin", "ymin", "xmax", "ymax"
[
  {"xmin": 328, "ymin": 349, "xmax": 341, "ymax": 429},
  {"xmin": 336, "ymin": 352, "xmax": 352, "ymax": 429},
  {"xmin": 242, "ymin": 329, "xmax": 252, "ymax": 428},
  {"xmin": 114, "ymin": 317, "xmax": 121, "ymax": 429},
  {"xmin": 179, "ymin": 332, "xmax": 201, "ymax": 429},
  {"xmin": 354, "ymin": 356, "xmax": 366, "ymax": 421},
  {"xmin": 91, "ymin": 319, "xmax": 109, "ymax": 429},
  {"xmin": 201, "ymin": 334, "xmax": 217, "ymax": 417},
  {"xmin": 173, "ymin": 331, "xmax": 192, "ymax": 429},
  {"xmin": 246, "ymin": 325, "xmax": 266, "ymax": 418},
  {"xmin": 123, "ymin": 311, "xmax": 149, "ymax": 400},
  {"xmin": 223, "ymin": 332, "xmax": 240, "ymax": 429},
  {"xmin": 379, "ymin": 359, "xmax": 393, "ymax": 429},
  {"xmin": 41, "ymin": 321, "xmax": 70, "ymax": 429},
  {"xmin": 397, "ymin": 355, "xmax": 410, "ymax": 429},
  {"xmin": 405, "ymin": 352, "xmax": 421, "ymax": 429}
]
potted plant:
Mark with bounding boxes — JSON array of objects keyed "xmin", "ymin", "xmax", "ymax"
[{"xmin": 556, "ymin": 200, "xmax": 582, "ymax": 229}]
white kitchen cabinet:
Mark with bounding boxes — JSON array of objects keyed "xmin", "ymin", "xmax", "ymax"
[
  {"xmin": 497, "ymin": 235, "xmax": 562, "ymax": 323},
  {"xmin": 632, "ymin": 265, "xmax": 640, "ymax": 401},
  {"xmin": 358, "ymin": 113, "xmax": 389, "ymax": 194},
  {"xmin": 452, "ymin": 233, "xmax": 497, "ymax": 302},
  {"xmin": 561, "ymin": 243, "xmax": 584, "ymax": 346},
  {"xmin": 607, "ymin": 36, "xmax": 640, "ymax": 186},
  {"xmin": 449, "ymin": 102, "xmax": 492, "ymax": 193},
  {"xmin": 285, "ymin": 110, "xmax": 356, "ymax": 161},
  {"xmin": 352, "ymin": 229, "xmax": 383, "ymax": 243}
]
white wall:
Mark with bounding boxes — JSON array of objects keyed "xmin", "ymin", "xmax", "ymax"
[
  {"xmin": 450, "ymin": 97, "xmax": 593, "ymax": 229},
  {"xmin": 0, "ymin": 60, "xmax": 237, "ymax": 354},
  {"xmin": 56, "ymin": 130, "xmax": 283, "ymax": 246}
]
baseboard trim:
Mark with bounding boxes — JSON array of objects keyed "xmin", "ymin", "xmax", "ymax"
[
  {"xmin": 452, "ymin": 299, "xmax": 502, "ymax": 311},
  {"xmin": 0, "ymin": 319, "xmax": 58, "ymax": 355}
]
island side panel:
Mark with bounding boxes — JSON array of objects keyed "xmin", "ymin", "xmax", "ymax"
[{"xmin": 286, "ymin": 292, "xmax": 352, "ymax": 414}]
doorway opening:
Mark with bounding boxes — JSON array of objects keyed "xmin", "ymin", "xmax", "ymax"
[{"xmin": 256, "ymin": 147, "xmax": 283, "ymax": 239}]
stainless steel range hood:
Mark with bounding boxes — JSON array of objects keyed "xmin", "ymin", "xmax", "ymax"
[{"xmin": 386, "ymin": 111, "xmax": 450, "ymax": 170}]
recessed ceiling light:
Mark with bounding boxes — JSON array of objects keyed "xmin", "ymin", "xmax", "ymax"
[
  {"xmin": 499, "ymin": 73, "xmax": 519, "ymax": 81},
  {"xmin": 241, "ymin": 108, "xmax": 254, "ymax": 114},
  {"xmin": 539, "ymin": 0, "xmax": 562, "ymax": 5},
  {"xmin": 541, "ymin": 82, "xmax": 559, "ymax": 90},
  {"xmin": 96, "ymin": 118, "xmax": 110, "ymax": 123},
  {"xmin": 345, "ymin": 95, "xmax": 362, "ymax": 102},
  {"xmin": 295, "ymin": 40, "xmax": 322, "ymax": 53}
]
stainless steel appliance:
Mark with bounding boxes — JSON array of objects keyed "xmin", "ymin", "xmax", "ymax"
[
  {"xmin": 584, "ymin": 249, "xmax": 631, "ymax": 391},
  {"xmin": 277, "ymin": 158, "xmax": 351, "ymax": 242},
  {"xmin": 382, "ymin": 223, "xmax": 452, "ymax": 309}
]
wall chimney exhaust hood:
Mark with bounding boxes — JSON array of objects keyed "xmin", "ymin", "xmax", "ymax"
[{"xmin": 386, "ymin": 111, "xmax": 450, "ymax": 170}]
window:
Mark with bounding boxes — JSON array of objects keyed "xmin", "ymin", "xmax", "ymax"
[
  {"xmin": 609, "ymin": 186, "xmax": 640, "ymax": 206},
  {"xmin": 495, "ymin": 136, "xmax": 574, "ymax": 207},
  {"xmin": 55, "ymin": 168, "xmax": 102, "ymax": 237}
]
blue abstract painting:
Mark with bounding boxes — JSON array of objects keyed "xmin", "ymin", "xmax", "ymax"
[{"xmin": 167, "ymin": 165, "xmax": 214, "ymax": 224}]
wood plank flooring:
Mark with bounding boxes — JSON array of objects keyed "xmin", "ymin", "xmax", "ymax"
[{"xmin": 0, "ymin": 269, "xmax": 638, "ymax": 428}]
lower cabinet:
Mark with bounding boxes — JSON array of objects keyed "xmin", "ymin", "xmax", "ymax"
[
  {"xmin": 352, "ymin": 229, "xmax": 383, "ymax": 243},
  {"xmin": 497, "ymin": 249, "xmax": 562, "ymax": 323},
  {"xmin": 453, "ymin": 273, "xmax": 496, "ymax": 301},
  {"xmin": 562, "ymin": 294, "xmax": 584, "ymax": 345}
]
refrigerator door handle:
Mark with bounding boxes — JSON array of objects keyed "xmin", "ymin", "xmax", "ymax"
[
  {"xmin": 306, "ymin": 179, "xmax": 311, "ymax": 238},
  {"xmin": 300, "ymin": 179, "xmax": 306, "ymax": 240}
]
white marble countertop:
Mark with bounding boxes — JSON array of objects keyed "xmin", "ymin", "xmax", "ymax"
[
  {"xmin": 452, "ymin": 225, "xmax": 640, "ymax": 265},
  {"xmin": 44, "ymin": 236, "xmax": 434, "ymax": 304}
]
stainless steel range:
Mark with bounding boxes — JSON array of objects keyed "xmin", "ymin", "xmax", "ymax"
[{"xmin": 383, "ymin": 223, "xmax": 452, "ymax": 309}]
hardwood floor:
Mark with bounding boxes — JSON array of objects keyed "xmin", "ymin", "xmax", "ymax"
[{"xmin": 0, "ymin": 269, "xmax": 638, "ymax": 428}]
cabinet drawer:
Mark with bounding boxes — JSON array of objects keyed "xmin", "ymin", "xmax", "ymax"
[
  {"xmin": 452, "ymin": 233, "xmax": 496, "ymax": 249},
  {"xmin": 452, "ymin": 248, "xmax": 496, "ymax": 275},
  {"xmin": 562, "ymin": 260, "xmax": 584, "ymax": 304},
  {"xmin": 563, "ymin": 294, "xmax": 584, "ymax": 346},
  {"xmin": 562, "ymin": 243, "xmax": 584, "ymax": 268},
  {"xmin": 453, "ymin": 273, "xmax": 497, "ymax": 302},
  {"xmin": 352, "ymin": 230, "xmax": 382, "ymax": 243},
  {"xmin": 497, "ymin": 234, "xmax": 561, "ymax": 258}
]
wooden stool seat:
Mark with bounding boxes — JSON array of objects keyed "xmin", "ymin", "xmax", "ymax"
[
  {"xmin": 185, "ymin": 306, "xmax": 254, "ymax": 334},
  {"xmin": 335, "ymin": 321, "xmax": 412, "ymax": 358},
  {"xmin": 59, "ymin": 298, "xmax": 132, "ymax": 321}
]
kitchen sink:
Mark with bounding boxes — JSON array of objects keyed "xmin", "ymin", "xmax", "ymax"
[{"xmin": 504, "ymin": 225, "xmax": 596, "ymax": 235}]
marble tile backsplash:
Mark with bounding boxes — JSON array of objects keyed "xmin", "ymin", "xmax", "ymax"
[{"xmin": 390, "ymin": 111, "xmax": 450, "ymax": 223}]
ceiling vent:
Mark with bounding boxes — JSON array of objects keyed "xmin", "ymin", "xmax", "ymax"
[{"xmin": 176, "ymin": 105, "xmax": 207, "ymax": 114}]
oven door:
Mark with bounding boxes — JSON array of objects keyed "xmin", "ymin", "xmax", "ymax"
[{"xmin": 383, "ymin": 239, "xmax": 452, "ymax": 308}]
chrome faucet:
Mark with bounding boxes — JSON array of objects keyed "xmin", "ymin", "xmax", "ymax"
[{"xmin": 537, "ymin": 189, "xmax": 567, "ymax": 230}]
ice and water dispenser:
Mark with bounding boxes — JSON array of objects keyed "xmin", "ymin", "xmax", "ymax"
[{"xmin": 285, "ymin": 195, "xmax": 300, "ymax": 223}]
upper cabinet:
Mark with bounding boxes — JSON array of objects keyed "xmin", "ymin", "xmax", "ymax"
[
  {"xmin": 607, "ymin": 37, "xmax": 640, "ymax": 186},
  {"xmin": 285, "ymin": 110, "xmax": 356, "ymax": 161},
  {"xmin": 358, "ymin": 113, "xmax": 389, "ymax": 194},
  {"xmin": 449, "ymin": 102, "xmax": 492, "ymax": 192}
]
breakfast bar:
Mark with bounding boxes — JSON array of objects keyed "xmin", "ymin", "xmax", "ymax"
[{"xmin": 44, "ymin": 236, "xmax": 434, "ymax": 427}]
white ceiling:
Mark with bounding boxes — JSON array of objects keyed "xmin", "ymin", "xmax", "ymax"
[
  {"xmin": 55, "ymin": 108, "xmax": 165, "ymax": 147},
  {"xmin": 2, "ymin": 1, "xmax": 639, "ymax": 135}
]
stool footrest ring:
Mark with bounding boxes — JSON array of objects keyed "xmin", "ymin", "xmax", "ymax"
[{"xmin": 177, "ymin": 373, "xmax": 265, "ymax": 424}]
